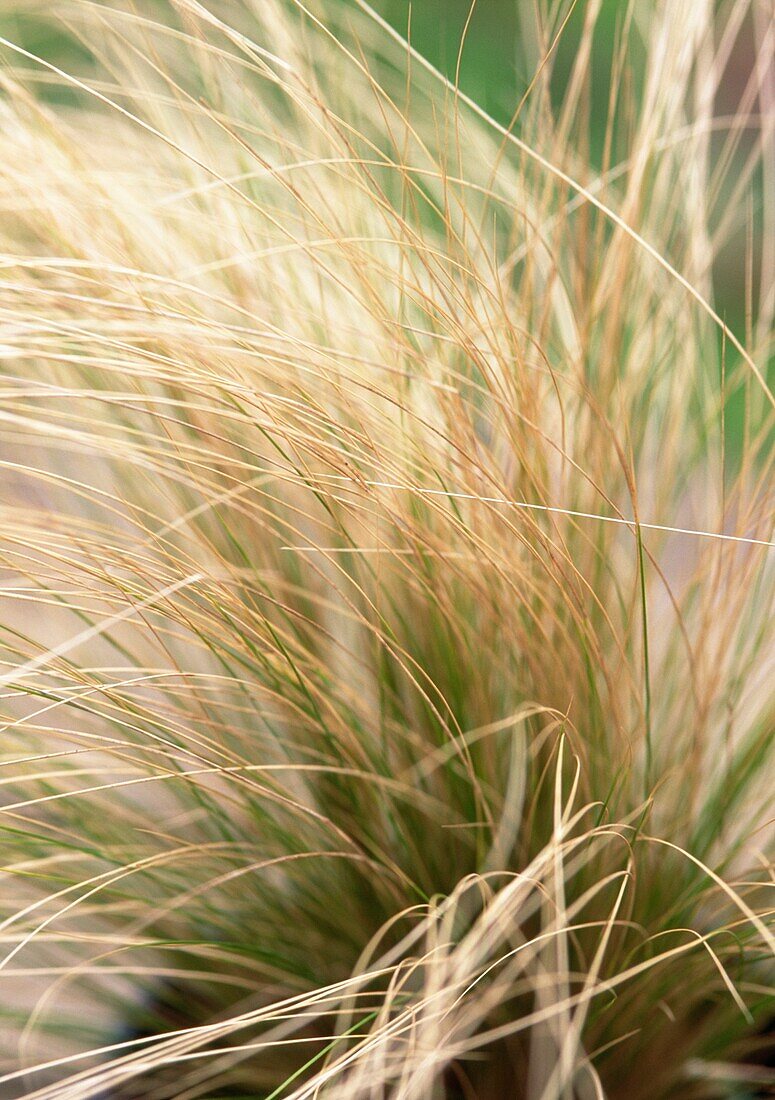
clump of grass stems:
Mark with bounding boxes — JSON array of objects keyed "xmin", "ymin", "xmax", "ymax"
[{"xmin": 0, "ymin": 0, "xmax": 772, "ymax": 1096}]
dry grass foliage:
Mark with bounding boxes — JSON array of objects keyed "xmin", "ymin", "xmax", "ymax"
[{"xmin": 0, "ymin": 0, "xmax": 772, "ymax": 1096}]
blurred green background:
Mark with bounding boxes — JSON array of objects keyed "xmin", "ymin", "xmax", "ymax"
[{"xmin": 380, "ymin": 0, "xmax": 624, "ymax": 132}]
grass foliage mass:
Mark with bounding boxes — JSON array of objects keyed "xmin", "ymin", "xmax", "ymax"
[{"xmin": 0, "ymin": 1, "xmax": 772, "ymax": 1096}]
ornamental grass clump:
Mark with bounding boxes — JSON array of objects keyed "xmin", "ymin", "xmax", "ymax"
[{"xmin": 0, "ymin": 1, "xmax": 772, "ymax": 1097}]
